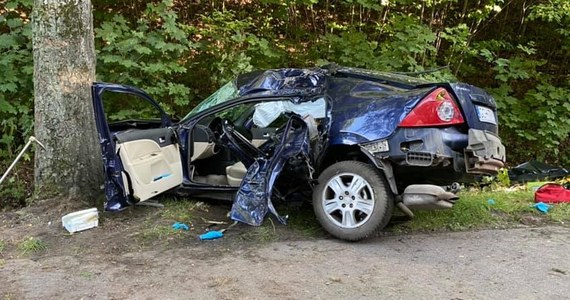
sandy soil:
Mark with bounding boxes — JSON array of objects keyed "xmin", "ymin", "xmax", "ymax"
[{"xmin": 1, "ymin": 199, "xmax": 568, "ymax": 299}]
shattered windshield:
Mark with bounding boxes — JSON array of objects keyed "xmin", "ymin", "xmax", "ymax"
[{"xmin": 183, "ymin": 81, "xmax": 239, "ymax": 120}]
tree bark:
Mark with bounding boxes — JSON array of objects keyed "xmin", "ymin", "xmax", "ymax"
[{"xmin": 32, "ymin": 0, "xmax": 103, "ymax": 202}]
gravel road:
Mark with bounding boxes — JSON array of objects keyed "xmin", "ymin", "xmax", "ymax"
[{"xmin": 1, "ymin": 226, "xmax": 568, "ymax": 299}]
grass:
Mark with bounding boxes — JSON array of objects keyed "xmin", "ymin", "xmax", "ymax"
[
  {"xmin": 160, "ymin": 198, "xmax": 206, "ymax": 222},
  {"xmin": 391, "ymin": 189, "xmax": 570, "ymax": 233},
  {"xmin": 79, "ymin": 270, "xmax": 94, "ymax": 279},
  {"xmin": 239, "ymin": 223, "xmax": 279, "ymax": 242},
  {"xmin": 134, "ymin": 197, "xmax": 204, "ymax": 245},
  {"xmin": 140, "ymin": 224, "xmax": 174, "ymax": 239},
  {"xmin": 283, "ymin": 203, "xmax": 324, "ymax": 238},
  {"xmin": 18, "ymin": 236, "xmax": 47, "ymax": 255},
  {"xmin": 0, "ymin": 240, "xmax": 5, "ymax": 256}
]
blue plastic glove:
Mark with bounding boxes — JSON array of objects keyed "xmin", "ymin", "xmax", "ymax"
[
  {"xmin": 199, "ymin": 230, "xmax": 224, "ymax": 240},
  {"xmin": 533, "ymin": 202, "xmax": 551, "ymax": 214},
  {"xmin": 172, "ymin": 222, "xmax": 189, "ymax": 231}
]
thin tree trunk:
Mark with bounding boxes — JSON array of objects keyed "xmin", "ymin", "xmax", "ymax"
[{"xmin": 32, "ymin": 0, "xmax": 103, "ymax": 202}]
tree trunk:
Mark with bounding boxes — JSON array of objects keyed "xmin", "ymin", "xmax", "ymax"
[{"xmin": 32, "ymin": 0, "xmax": 103, "ymax": 202}]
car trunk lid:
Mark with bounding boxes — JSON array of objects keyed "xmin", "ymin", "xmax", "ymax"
[{"xmin": 447, "ymin": 83, "xmax": 499, "ymax": 134}]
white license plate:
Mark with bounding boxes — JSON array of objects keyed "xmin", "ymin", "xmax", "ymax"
[{"xmin": 476, "ymin": 106, "xmax": 497, "ymax": 124}]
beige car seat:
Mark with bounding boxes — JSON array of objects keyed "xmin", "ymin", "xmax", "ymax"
[{"xmin": 226, "ymin": 161, "xmax": 247, "ymax": 186}]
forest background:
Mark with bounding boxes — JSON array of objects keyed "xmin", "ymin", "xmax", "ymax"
[{"xmin": 0, "ymin": 0, "xmax": 568, "ymax": 207}]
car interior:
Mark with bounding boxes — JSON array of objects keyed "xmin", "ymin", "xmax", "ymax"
[
  {"xmin": 102, "ymin": 91, "xmax": 326, "ymax": 201},
  {"xmin": 188, "ymin": 99, "xmax": 326, "ymax": 187}
]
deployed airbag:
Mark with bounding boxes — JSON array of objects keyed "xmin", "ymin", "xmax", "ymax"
[{"xmin": 252, "ymin": 98, "xmax": 326, "ymax": 128}]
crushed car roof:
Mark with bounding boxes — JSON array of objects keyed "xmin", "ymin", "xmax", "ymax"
[{"xmin": 235, "ymin": 65, "xmax": 430, "ymax": 99}]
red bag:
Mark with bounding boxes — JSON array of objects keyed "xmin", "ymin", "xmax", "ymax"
[{"xmin": 534, "ymin": 183, "xmax": 570, "ymax": 203}]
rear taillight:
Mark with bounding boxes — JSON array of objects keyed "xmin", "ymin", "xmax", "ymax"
[{"xmin": 399, "ymin": 87, "xmax": 464, "ymax": 127}]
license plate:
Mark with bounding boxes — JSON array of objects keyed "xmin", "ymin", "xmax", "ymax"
[{"xmin": 476, "ymin": 106, "xmax": 496, "ymax": 125}]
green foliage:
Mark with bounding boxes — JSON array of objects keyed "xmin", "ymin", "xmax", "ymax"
[
  {"xmin": 0, "ymin": 0, "xmax": 34, "ymax": 160},
  {"xmin": 0, "ymin": 0, "xmax": 34, "ymax": 209},
  {"xmin": 192, "ymin": 10, "xmax": 285, "ymax": 88},
  {"xmin": 95, "ymin": 0, "xmax": 194, "ymax": 116},
  {"xmin": 2, "ymin": 0, "xmax": 570, "ymax": 206},
  {"xmin": 496, "ymin": 168, "xmax": 511, "ymax": 188}
]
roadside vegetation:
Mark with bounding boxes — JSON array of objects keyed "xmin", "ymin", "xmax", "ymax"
[
  {"xmin": 134, "ymin": 187, "xmax": 570, "ymax": 243},
  {"xmin": 17, "ymin": 236, "xmax": 46, "ymax": 255},
  {"xmin": 1, "ymin": 0, "xmax": 569, "ymax": 209},
  {"xmin": 393, "ymin": 189, "xmax": 570, "ymax": 233}
]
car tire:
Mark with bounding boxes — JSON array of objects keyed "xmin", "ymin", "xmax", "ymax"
[{"xmin": 313, "ymin": 160, "xmax": 394, "ymax": 241}]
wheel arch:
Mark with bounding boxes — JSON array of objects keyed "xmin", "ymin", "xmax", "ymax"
[{"xmin": 319, "ymin": 144, "xmax": 398, "ymax": 195}]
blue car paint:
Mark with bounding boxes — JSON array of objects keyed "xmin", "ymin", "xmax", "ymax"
[
  {"xmin": 326, "ymin": 77, "xmax": 434, "ymax": 145},
  {"xmin": 237, "ymin": 68, "xmax": 326, "ymax": 100},
  {"xmin": 230, "ymin": 116, "xmax": 312, "ymax": 225},
  {"xmin": 448, "ymin": 82, "xmax": 498, "ymax": 134},
  {"xmin": 91, "ymin": 83, "xmax": 172, "ymax": 211},
  {"xmin": 92, "ymin": 66, "xmax": 502, "ymax": 215}
]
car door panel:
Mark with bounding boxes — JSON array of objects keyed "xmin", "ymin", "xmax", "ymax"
[
  {"xmin": 92, "ymin": 83, "xmax": 182, "ymax": 211},
  {"xmin": 115, "ymin": 128, "xmax": 182, "ymax": 202}
]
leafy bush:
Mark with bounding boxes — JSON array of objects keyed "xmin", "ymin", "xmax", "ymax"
[
  {"xmin": 0, "ymin": 0, "xmax": 34, "ymax": 160},
  {"xmin": 1, "ymin": 0, "xmax": 570, "ymax": 208}
]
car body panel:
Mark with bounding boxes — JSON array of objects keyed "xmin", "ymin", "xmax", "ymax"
[
  {"xmin": 327, "ymin": 76, "xmax": 433, "ymax": 145},
  {"xmin": 230, "ymin": 116, "xmax": 312, "ymax": 225}
]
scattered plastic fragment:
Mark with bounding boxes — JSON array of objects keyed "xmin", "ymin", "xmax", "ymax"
[
  {"xmin": 62, "ymin": 208, "xmax": 99, "ymax": 233},
  {"xmin": 487, "ymin": 199, "xmax": 496, "ymax": 205},
  {"xmin": 199, "ymin": 221, "xmax": 238, "ymax": 241},
  {"xmin": 200, "ymin": 217, "xmax": 227, "ymax": 225},
  {"xmin": 172, "ymin": 222, "xmax": 190, "ymax": 231},
  {"xmin": 533, "ymin": 202, "xmax": 551, "ymax": 214},
  {"xmin": 199, "ymin": 230, "xmax": 224, "ymax": 240}
]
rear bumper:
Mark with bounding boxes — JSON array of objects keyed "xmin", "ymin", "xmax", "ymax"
[
  {"xmin": 360, "ymin": 127, "xmax": 506, "ymax": 178},
  {"xmin": 464, "ymin": 129, "xmax": 506, "ymax": 175}
]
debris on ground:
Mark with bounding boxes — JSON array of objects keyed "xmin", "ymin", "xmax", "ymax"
[
  {"xmin": 200, "ymin": 217, "xmax": 227, "ymax": 225},
  {"xmin": 533, "ymin": 202, "xmax": 551, "ymax": 214},
  {"xmin": 199, "ymin": 230, "xmax": 224, "ymax": 240},
  {"xmin": 61, "ymin": 208, "xmax": 99, "ymax": 233},
  {"xmin": 509, "ymin": 160, "xmax": 568, "ymax": 183},
  {"xmin": 172, "ymin": 222, "xmax": 190, "ymax": 231},
  {"xmin": 534, "ymin": 183, "xmax": 570, "ymax": 204},
  {"xmin": 199, "ymin": 221, "xmax": 238, "ymax": 241}
]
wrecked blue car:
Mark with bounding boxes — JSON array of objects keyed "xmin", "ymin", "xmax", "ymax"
[{"xmin": 92, "ymin": 65, "xmax": 506, "ymax": 241}]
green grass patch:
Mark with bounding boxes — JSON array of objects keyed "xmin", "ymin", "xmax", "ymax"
[
  {"xmin": 133, "ymin": 198, "xmax": 209, "ymax": 246},
  {"xmin": 137, "ymin": 224, "xmax": 177, "ymax": 243},
  {"xmin": 18, "ymin": 237, "xmax": 46, "ymax": 255},
  {"xmin": 0, "ymin": 240, "xmax": 5, "ymax": 255},
  {"xmin": 283, "ymin": 204, "xmax": 324, "ymax": 238},
  {"xmin": 158, "ymin": 197, "xmax": 212, "ymax": 223},
  {"xmin": 392, "ymin": 189, "xmax": 570, "ymax": 233},
  {"xmin": 79, "ymin": 270, "xmax": 94, "ymax": 279},
  {"xmin": 239, "ymin": 224, "xmax": 278, "ymax": 243}
]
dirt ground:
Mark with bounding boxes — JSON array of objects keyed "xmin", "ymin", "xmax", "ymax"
[{"xmin": 1, "ymin": 198, "xmax": 569, "ymax": 299}]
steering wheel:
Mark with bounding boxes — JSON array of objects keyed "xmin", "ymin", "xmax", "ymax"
[
  {"xmin": 205, "ymin": 117, "xmax": 223, "ymax": 140},
  {"xmin": 221, "ymin": 119, "xmax": 266, "ymax": 162}
]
